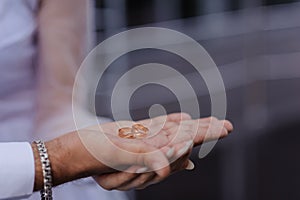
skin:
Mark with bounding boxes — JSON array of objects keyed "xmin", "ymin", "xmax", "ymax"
[
  {"xmin": 33, "ymin": 0, "xmax": 234, "ymax": 193},
  {"xmin": 94, "ymin": 113, "xmax": 233, "ymax": 190},
  {"xmin": 32, "ymin": 113, "xmax": 233, "ymax": 191},
  {"xmin": 35, "ymin": 0, "xmax": 89, "ymax": 140}
]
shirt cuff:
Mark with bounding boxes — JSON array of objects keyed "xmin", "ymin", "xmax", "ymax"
[{"xmin": 0, "ymin": 142, "xmax": 34, "ymax": 200}]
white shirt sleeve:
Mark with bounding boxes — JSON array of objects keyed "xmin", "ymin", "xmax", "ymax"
[{"xmin": 0, "ymin": 143, "xmax": 34, "ymax": 200}]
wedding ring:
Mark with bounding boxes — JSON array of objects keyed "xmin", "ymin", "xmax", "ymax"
[
  {"xmin": 118, "ymin": 127, "xmax": 135, "ymax": 139},
  {"xmin": 132, "ymin": 124, "xmax": 149, "ymax": 139},
  {"xmin": 118, "ymin": 124, "xmax": 149, "ymax": 139},
  {"xmin": 133, "ymin": 132, "xmax": 148, "ymax": 139},
  {"xmin": 132, "ymin": 124, "xmax": 149, "ymax": 134}
]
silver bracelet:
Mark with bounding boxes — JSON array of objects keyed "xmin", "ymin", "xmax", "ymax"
[{"xmin": 34, "ymin": 140, "xmax": 53, "ymax": 200}]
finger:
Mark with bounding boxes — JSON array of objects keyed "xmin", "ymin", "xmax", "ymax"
[
  {"xmin": 94, "ymin": 166, "xmax": 141, "ymax": 191},
  {"xmin": 164, "ymin": 141, "xmax": 194, "ymax": 172},
  {"xmin": 113, "ymin": 140, "xmax": 171, "ymax": 178},
  {"xmin": 117, "ymin": 172, "xmax": 156, "ymax": 191},
  {"xmin": 221, "ymin": 120, "xmax": 234, "ymax": 133},
  {"xmin": 157, "ymin": 141, "xmax": 194, "ymax": 174},
  {"xmin": 135, "ymin": 176, "xmax": 157, "ymax": 190},
  {"xmin": 162, "ymin": 118, "xmax": 224, "ymax": 146},
  {"xmin": 170, "ymin": 155, "xmax": 190, "ymax": 172},
  {"xmin": 135, "ymin": 147, "xmax": 194, "ymax": 190},
  {"xmin": 192, "ymin": 120, "xmax": 229, "ymax": 146},
  {"xmin": 136, "ymin": 149, "xmax": 193, "ymax": 190},
  {"xmin": 198, "ymin": 117, "xmax": 233, "ymax": 133},
  {"xmin": 151, "ymin": 118, "xmax": 228, "ymax": 149},
  {"xmin": 165, "ymin": 112, "xmax": 192, "ymax": 122},
  {"xmin": 138, "ymin": 113, "xmax": 192, "ymax": 127},
  {"xmin": 200, "ymin": 116, "xmax": 219, "ymax": 123}
]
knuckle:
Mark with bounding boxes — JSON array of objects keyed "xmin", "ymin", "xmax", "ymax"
[
  {"xmin": 137, "ymin": 177, "xmax": 148, "ymax": 186},
  {"xmin": 210, "ymin": 116, "xmax": 218, "ymax": 122}
]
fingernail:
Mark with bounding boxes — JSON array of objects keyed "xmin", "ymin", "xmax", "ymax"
[
  {"xmin": 166, "ymin": 147, "xmax": 175, "ymax": 158},
  {"xmin": 178, "ymin": 140, "xmax": 194, "ymax": 156},
  {"xmin": 185, "ymin": 160, "xmax": 195, "ymax": 170},
  {"xmin": 136, "ymin": 167, "xmax": 148, "ymax": 173}
]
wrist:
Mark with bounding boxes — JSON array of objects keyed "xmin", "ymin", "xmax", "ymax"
[
  {"xmin": 32, "ymin": 131, "xmax": 108, "ymax": 191},
  {"xmin": 31, "ymin": 143, "xmax": 43, "ymax": 191}
]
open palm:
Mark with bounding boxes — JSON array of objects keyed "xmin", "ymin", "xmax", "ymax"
[{"xmin": 83, "ymin": 113, "xmax": 232, "ymax": 190}]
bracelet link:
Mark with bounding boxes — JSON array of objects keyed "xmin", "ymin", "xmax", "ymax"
[{"xmin": 34, "ymin": 140, "xmax": 53, "ymax": 200}]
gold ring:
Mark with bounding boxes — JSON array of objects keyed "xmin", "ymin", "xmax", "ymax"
[
  {"xmin": 118, "ymin": 127, "xmax": 135, "ymax": 139},
  {"xmin": 118, "ymin": 124, "xmax": 149, "ymax": 139},
  {"xmin": 134, "ymin": 132, "xmax": 147, "ymax": 139},
  {"xmin": 132, "ymin": 124, "xmax": 149, "ymax": 134}
]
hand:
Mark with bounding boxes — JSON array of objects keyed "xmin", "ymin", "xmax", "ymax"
[
  {"xmin": 92, "ymin": 113, "xmax": 233, "ymax": 190},
  {"xmin": 33, "ymin": 113, "xmax": 232, "ymax": 191},
  {"xmin": 33, "ymin": 113, "xmax": 198, "ymax": 191},
  {"xmin": 33, "ymin": 129, "xmax": 173, "ymax": 191}
]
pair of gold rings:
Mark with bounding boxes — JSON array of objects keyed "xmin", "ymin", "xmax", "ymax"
[{"xmin": 118, "ymin": 124, "xmax": 149, "ymax": 139}]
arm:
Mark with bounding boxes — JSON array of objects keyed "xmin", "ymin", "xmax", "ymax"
[
  {"xmin": 31, "ymin": 130, "xmax": 171, "ymax": 191},
  {"xmin": 0, "ymin": 113, "xmax": 232, "ymax": 199},
  {"xmin": 31, "ymin": 113, "xmax": 233, "ymax": 191},
  {"xmin": 35, "ymin": 0, "xmax": 90, "ymax": 140}
]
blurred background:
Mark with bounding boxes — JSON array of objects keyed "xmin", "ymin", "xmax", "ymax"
[{"xmin": 92, "ymin": 0, "xmax": 300, "ymax": 200}]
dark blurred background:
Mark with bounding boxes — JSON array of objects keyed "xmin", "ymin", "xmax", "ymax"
[{"xmin": 93, "ymin": 0, "xmax": 300, "ymax": 199}]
